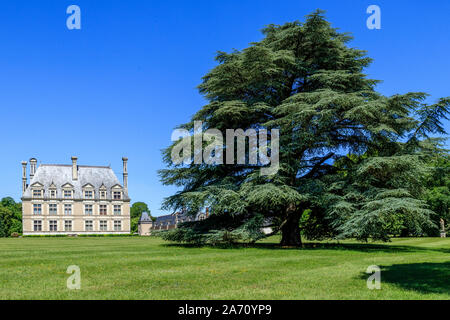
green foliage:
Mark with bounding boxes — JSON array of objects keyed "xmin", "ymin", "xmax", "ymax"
[
  {"xmin": 130, "ymin": 202, "xmax": 150, "ymax": 219},
  {"xmin": 130, "ymin": 202, "xmax": 152, "ymax": 233},
  {"xmin": 159, "ymin": 10, "xmax": 450, "ymax": 245},
  {"xmin": 422, "ymin": 153, "xmax": 450, "ymax": 234},
  {"xmin": 0, "ymin": 197, "xmax": 22, "ymax": 237},
  {"xmin": 2, "ymin": 237, "xmax": 450, "ymax": 299},
  {"xmin": 299, "ymin": 209, "xmax": 335, "ymax": 240},
  {"xmin": 162, "ymin": 213, "xmax": 266, "ymax": 245}
]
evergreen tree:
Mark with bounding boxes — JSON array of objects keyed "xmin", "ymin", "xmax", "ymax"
[{"xmin": 159, "ymin": 10, "xmax": 449, "ymax": 246}]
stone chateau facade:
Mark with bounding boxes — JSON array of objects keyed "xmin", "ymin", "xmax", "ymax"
[{"xmin": 21, "ymin": 157, "xmax": 130, "ymax": 235}]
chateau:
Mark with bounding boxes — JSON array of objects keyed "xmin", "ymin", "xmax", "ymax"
[
  {"xmin": 138, "ymin": 208, "xmax": 209, "ymax": 236},
  {"xmin": 21, "ymin": 157, "xmax": 130, "ymax": 235}
]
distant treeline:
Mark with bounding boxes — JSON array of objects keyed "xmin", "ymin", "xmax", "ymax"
[{"xmin": 0, "ymin": 197, "xmax": 22, "ymax": 237}]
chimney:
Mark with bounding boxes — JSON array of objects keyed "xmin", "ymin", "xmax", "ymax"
[
  {"xmin": 71, "ymin": 156, "xmax": 78, "ymax": 181},
  {"xmin": 21, "ymin": 161, "xmax": 27, "ymax": 194},
  {"xmin": 122, "ymin": 157, "xmax": 128, "ymax": 190},
  {"xmin": 205, "ymin": 207, "xmax": 209, "ymax": 218},
  {"xmin": 29, "ymin": 158, "xmax": 37, "ymax": 181}
]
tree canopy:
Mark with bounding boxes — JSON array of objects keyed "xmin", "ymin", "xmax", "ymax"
[
  {"xmin": 0, "ymin": 197, "xmax": 22, "ymax": 237},
  {"xmin": 159, "ymin": 10, "xmax": 450, "ymax": 246},
  {"xmin": 130, "ymin": 202, "xmax": 152, "ymax": 233}
]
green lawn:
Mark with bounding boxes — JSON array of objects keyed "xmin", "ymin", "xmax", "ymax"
[{"xmin": 0, "ymin": 236, "xmax": 449, "ymax": 299}]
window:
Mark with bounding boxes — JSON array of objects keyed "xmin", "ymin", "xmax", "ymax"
[
  {"xmin": 85, "ymin": 220, "xmax": 93, "ymax": 231},
  {"xmin": 64, "ymin": 190, "xmax": 72, "ymax": 198},
  {"xmin": 99, "ymin": 205, "xmax": 107, "ymax": 215},
  {"xmin": 33, "ymin": 220, "xmax": 42, "ymax": 231},
  {"xmin": 33, "ymin": 189, "xmax": 42, "ymax": 198},
  {"xmin": 114, "ymin": 220, "xmax": 121, "ymax": 231},
  {"xmin": 84, "ymin": 204, "xmax": 93, "ymax": 215},
  {"xmin": 100, "ymin": 191, "xmax": 106, "ymax": 199},
  {"xmin": 64, "ymin": 204, "xmax": 72, "ymax": 215},
  {"xmin": 49, "ymin": 220, "xmax": 57, "ymax": 232},
  {"xmin": 33, "ymin": 204, "xmax": 42, "ymax": 215},
  {"xmin": 85, "ymin": 190, "xmax": 93, "ymax": 199},
  {"xmin": 113, "ymin": 205, "xmax": 121, "ymax": 215},
  {"xmin": 100, "ymin": 220, "xmax": 108, "ymax": 231},
  {"xmin": 50, "ymin": 190, "xmax": 56, "ymax": 198},
  {"xmin": 64, "ymin": 220, "xmax": 72, "ymax": 232},
  {"xmin": 113, "ymin": 191, "xmax": 121, "ymax": 200},
  {"xmin": 49, "ymin": 204, "xmax": 57, "ymax": 215}
]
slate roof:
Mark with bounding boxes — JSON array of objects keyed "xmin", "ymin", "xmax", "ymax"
[
  {"xmin": 154, "ymin": 214, "xmax": 178, "ymax": 225},
  {"xmin": 139, "ymin": 211, "xmax": 152, "ymax": 223},
  {"xmin": 22, "ymin": 164, "xmax": 129, "ymax": 200},
  {"xmin": 153, "ymin": 211, "xmax": 204, "ymax": 226}
]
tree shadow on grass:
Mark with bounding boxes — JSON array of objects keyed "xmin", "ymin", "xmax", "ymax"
[
  {"xmin": 371, "ymin": 262, "xmax": 450, "ymax": 295},
  {"xmin": 162, "ymin": 241, "xmax": 450, "ymax": 254}
]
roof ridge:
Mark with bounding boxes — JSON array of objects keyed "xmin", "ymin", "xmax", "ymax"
[{"xmin": 40, "ymin": 164, "xmax": 111, "ymax": 169}]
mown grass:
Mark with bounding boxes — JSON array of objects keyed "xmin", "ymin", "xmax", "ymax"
[{"xmin": 0, "ymin": 236, "xmax": 449, "ymax": 299}]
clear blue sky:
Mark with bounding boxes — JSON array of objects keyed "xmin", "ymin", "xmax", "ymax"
[{"xmin": 1, "ymin": 0, "xmax": 449, "ymax": 216}]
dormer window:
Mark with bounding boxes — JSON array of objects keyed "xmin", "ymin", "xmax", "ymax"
[
  {"xmin": 33, "ymin": 189, "xmax": 42, "ymax": 198},
  {"xmin": 111, "ymin": 185, "xmax": 123, "ymax": 200},
  {"xmin": 99, "ymin": 184, "xmax": 107, "ymax": 199},
  {"xmin": 30, "ymin": 183, "xmax": 44, "ymax": 198},
  {"xmin": 48, "ymin": 183, "xmax": 57, "ymax": 198},
  {"xmin": 83, "ymin": 184, "xmax": 95, "ymax": 200},
  {"xmin": 62, "ymin": 183, "xmax": 74, "ymax": 199}
]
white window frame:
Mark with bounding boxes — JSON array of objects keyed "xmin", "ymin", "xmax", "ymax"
[
  {"xmin": 33, "ymin": 220, "xmax": 42, "ymax": 231},
  {"xmin": 49, "ymin": 203, "xmax": 58, "ymax": 215},
  {"xmin": 64, "ymin": 220, "xmax": 72, "ymax": 232},
  {"xmin": 33, "ymin": 204, "xmax": 42, "ymax": 215},
  {"xmin": 84, "ymin": 204, "xmax": 93, "ymax": 215},
  {"xmin": 99, "ymin": 220, "xmax": 108, "ymax": 231},
  {"xmin": 85, "ymin": 220, "xmax": 93, "ymax": 231},
  {"xmin": 49, "ymin": 220, "xmax": 57, "ymax": 232},
  {"xmin": 64, "ymin": 204, "xmax": 72, "ymax": 215}
]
